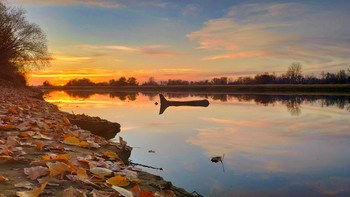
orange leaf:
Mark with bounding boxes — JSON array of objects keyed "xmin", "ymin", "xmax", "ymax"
[
  {"xmin": 104, "ymin": 152, "xmax": 120, "ymax": 159},
  {"xmin": 131, "ymin": 185, "xmax": 141, "ymax": 197},
  {"xmin": 79, "ymin": 141, "xmax": 88, "ymax": 147},
  {"xmin": 106, "ymin": 175, "xmax": 130, "ymax": 187},
  {"xmin": 35, "ymin": 141, "xmax": 43, "ymax": 150},
  {"xmin": 63, "ymin": 136, "xmax": 80, "ymax": 146},
  {"xmin": 16, "ymin": 182, "xmax": 47, "ymax": 197},
  {"xmin": 42, "ymin": 154, "xmax": 69, "ymax": 160},
  {"xmin": 0, "ymin": 124, "xmax": 15, "ymax": 130},
  {"xmin": 42, "ymin": 156, "xmax": 51, "ymax": 160},
  {"xmin": 8, "ymin": 108, "xmax": 17, "ymax": 115},
  {"xmin": 2, "ymin": 117, "xmax": 14, "ymax": 122},
  {"xmin": 0, "ymin": 176, "xmax": 8, "ymax": 182}
]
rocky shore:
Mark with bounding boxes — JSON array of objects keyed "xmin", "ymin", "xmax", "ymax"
[{"xmin": 0, "ymin": 86, "xmax": 195, "ymax": 197}]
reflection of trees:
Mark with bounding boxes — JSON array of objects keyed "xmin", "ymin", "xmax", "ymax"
[
  {"xmin": 65, "ymin": 91, "xmax": 97, "ymax": 99},
  {"xmin": 58, "ymin": 91, "xmax": 139, "ymax": 102},
  {"xmin": 141, "ymin": 92, "xmax": 158, "ymax": 101},
  {"xmin": 48, "ymin": 90, "xmax": 350, "ymax": 114},
  {"xmin": 109, "ymin": 92, "xmax": 138, "ymax": 101},
  {"xmin": 150, "ymin": 93, "xmax": 350, "ymax": 115}
]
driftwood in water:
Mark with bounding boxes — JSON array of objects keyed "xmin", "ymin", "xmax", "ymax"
[{"xmin": 159, "ymin": 94, "xmax": 209, "ymax": 115}]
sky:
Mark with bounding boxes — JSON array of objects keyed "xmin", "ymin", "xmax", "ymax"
[{"xmin": 6, "ymin": 0, "xmax": 350, "ymax": 85}]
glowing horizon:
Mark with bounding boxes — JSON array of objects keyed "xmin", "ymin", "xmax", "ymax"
[{"xmin": 8, "ymin": 0, "xmax": 350, "ymax": 85}]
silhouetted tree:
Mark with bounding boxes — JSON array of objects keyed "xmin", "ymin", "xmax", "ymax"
[
  {"xmin": 284, "ymin": 62, "xmax": 303, "ymax": 84},
  {"xmin": 42, "ymin": 80, "xmax": 52, "ymax": 86},
  {"xmin": 65, "ymin": 78, "xmax": 95, "ymax": 86},
  {"xmin": 142, "ymin": 77, "xmax": 158, "ymax": 86},
  {"xmin": 0, "ymin": 2, "xmax": 50, "ymax": 86},
  {"xmin": 254, "ymin": 72, "xmax": 276, "ymax": 84},
  {"xmin": 127, "ymin": 77, "xmax": 138, "ymax": 86}
]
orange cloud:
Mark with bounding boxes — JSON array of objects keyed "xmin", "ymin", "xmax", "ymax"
[
  {"xmin": 142, "ymin": 49, "xmax": 183, "ymax": 56},
  {"xmin": 202, "ymin": 50, "xmax": 268, "ymax": 60}
]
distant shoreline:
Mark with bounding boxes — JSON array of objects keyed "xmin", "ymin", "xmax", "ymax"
[{"xmin": 39, "ymin": 84, "xmax": 350, "ymax": 93}]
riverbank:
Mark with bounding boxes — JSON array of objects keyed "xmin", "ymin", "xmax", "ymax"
[
  {"xmin": 0, "ymin": 86, "xmax": 195, "ymax": 196},
  {"xmin": 40, "ymin": 84, "xmax": 350, "ymax": 93}
]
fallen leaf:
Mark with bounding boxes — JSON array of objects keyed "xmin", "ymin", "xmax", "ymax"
[
  {"xmin": 154, "ymin": 190, "xmax": 176, "ymax": 197},
  {"xmin": 90, "ymin": 167, "xmax": 113, "ymax": 178},
  {"xmin": 8, "ymin": 108, "xmax": 17, "ymax": 115},
  {"xmin": 47, "ymin": 161, "xmax": 70, "ymax": 179},
  {"xmin": 91, "ymin": 189, "xmax": 119, "ymax": 197},
  {"xmin": 63, "ymin": 186, "xmax": 86, "ymax": 197},
  {"xmin": 131, "ymin": 185, "xmax": 141, "ymax": 197},
  {"xmin": 63, "ymin": 136, "xmax": 80, "ymax": 146},
  {"xmin": 0, "ymin": 176, "xmax": 9, "ymax": 182},
  {"xmin": 42, "ymin": 154, "xmax": 69, "ymax": 160},
  {"xmin": 104, "ymin": 152, "xmax": 120, "ymax": 159},
  {"xmin": 111, "ymin": 185, "xmax": 133, "ymax": 197},
  {"xmin": 77, "ymin": 168, "xmax": 88, "ymax": 181},
  {"xmin": 24, "ymin": 166, "xmax": 50, "ymax": 180},
  {"xmin": 62, "ymin": 117, "xmax": 71, "ymax": 125},
  {"xmin": 16, "ymin": 182, "xmax": 47, "ymax": 197},
  {"xmin": 80, "ymin": 141, "xmax": 88, "ymax": 147},
  {"xmin": 126, "ymin": 174, "xmax": 141, "ymax": 184},
  {"xmin": 33, "ymin": 133, "xmax": 51, "ymax": 140},
  {"xmin": 106, "ymin": 175, "xmax": 130, "ymax": 187},
  {"xmin": 15, "ymin": 181, "xmax": 34, "ymax": 189},
  {"xmin": 35, "ymin": 141, "xmax": 43, "ymax": 150}
]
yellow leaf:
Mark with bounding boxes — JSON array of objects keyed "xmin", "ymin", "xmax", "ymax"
[
  {"xmin": 106, "ymin": 175, "xmax": 130, "ymax": 187},
  {"xmin": 79, "ymin": 141, "xmax": 88, "ymax": 147},
  {"xmin": 16, "ymin": 182, "xmax": 47, "ymax": 197},
  {"xmin": 104, "ymin": 152, "xmax": 120, "ymax": 159},
  {"xmin": 63, "ymin": 136, "xmax": 80, "ymax": 146}
]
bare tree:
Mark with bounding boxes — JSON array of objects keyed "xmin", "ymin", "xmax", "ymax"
[
  {"xmin": 0, "ymin": 2, "xmax": 50, "ymax": 85},
  {"xmin": 285, "ymin": 62, "xmax": 303, "ymax": 84}
]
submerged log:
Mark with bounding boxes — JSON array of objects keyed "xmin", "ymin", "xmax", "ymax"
[{"xmin": 159, "ymin": 94, "xmax": 210, "ymax": 114}]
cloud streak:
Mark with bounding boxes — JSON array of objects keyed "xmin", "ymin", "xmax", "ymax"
[
  {"xmin": 10, "ymin": 0, "xmax": 121, "ymax": 8},
  {"xmin": 188, "ymin": 3, "xmax": 350, "ymax": 63}
]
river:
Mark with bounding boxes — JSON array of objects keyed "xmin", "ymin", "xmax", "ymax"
[{"xmin": 44, "ymin": 90, "xmax": 350, "ymax": 197}]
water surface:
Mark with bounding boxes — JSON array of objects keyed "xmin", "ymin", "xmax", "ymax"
[{"xmin": 44, "ymin": 91, "xmax": 350, "ymax": 197}]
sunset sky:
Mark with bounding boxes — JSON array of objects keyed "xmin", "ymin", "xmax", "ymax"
[{"xmin": 8, "ymin": 0, "xmax": 350, "ymax": 85}]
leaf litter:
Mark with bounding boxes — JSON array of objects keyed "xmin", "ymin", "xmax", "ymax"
[{"xmin": 0, "ymin": 88, "xmax": 185, "ymax": 197}]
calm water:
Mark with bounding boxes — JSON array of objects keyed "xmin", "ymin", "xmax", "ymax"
[{"xmin": 44, "ymin": 91, "xmax": 350, "ymax": 197}]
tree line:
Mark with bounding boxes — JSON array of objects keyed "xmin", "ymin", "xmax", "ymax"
[{"xmin": 45, "ymin": 63, "xmax": 350, "ymax": 87}]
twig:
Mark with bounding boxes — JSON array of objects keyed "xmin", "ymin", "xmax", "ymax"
[{"xmin": 130, "ymin": 161, "xmax": 163, "ymax": 170}]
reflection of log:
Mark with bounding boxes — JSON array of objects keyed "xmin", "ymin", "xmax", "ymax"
[{"xmin": 159, "ymin": 94, "xmax": 209, "ymax": 115}]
